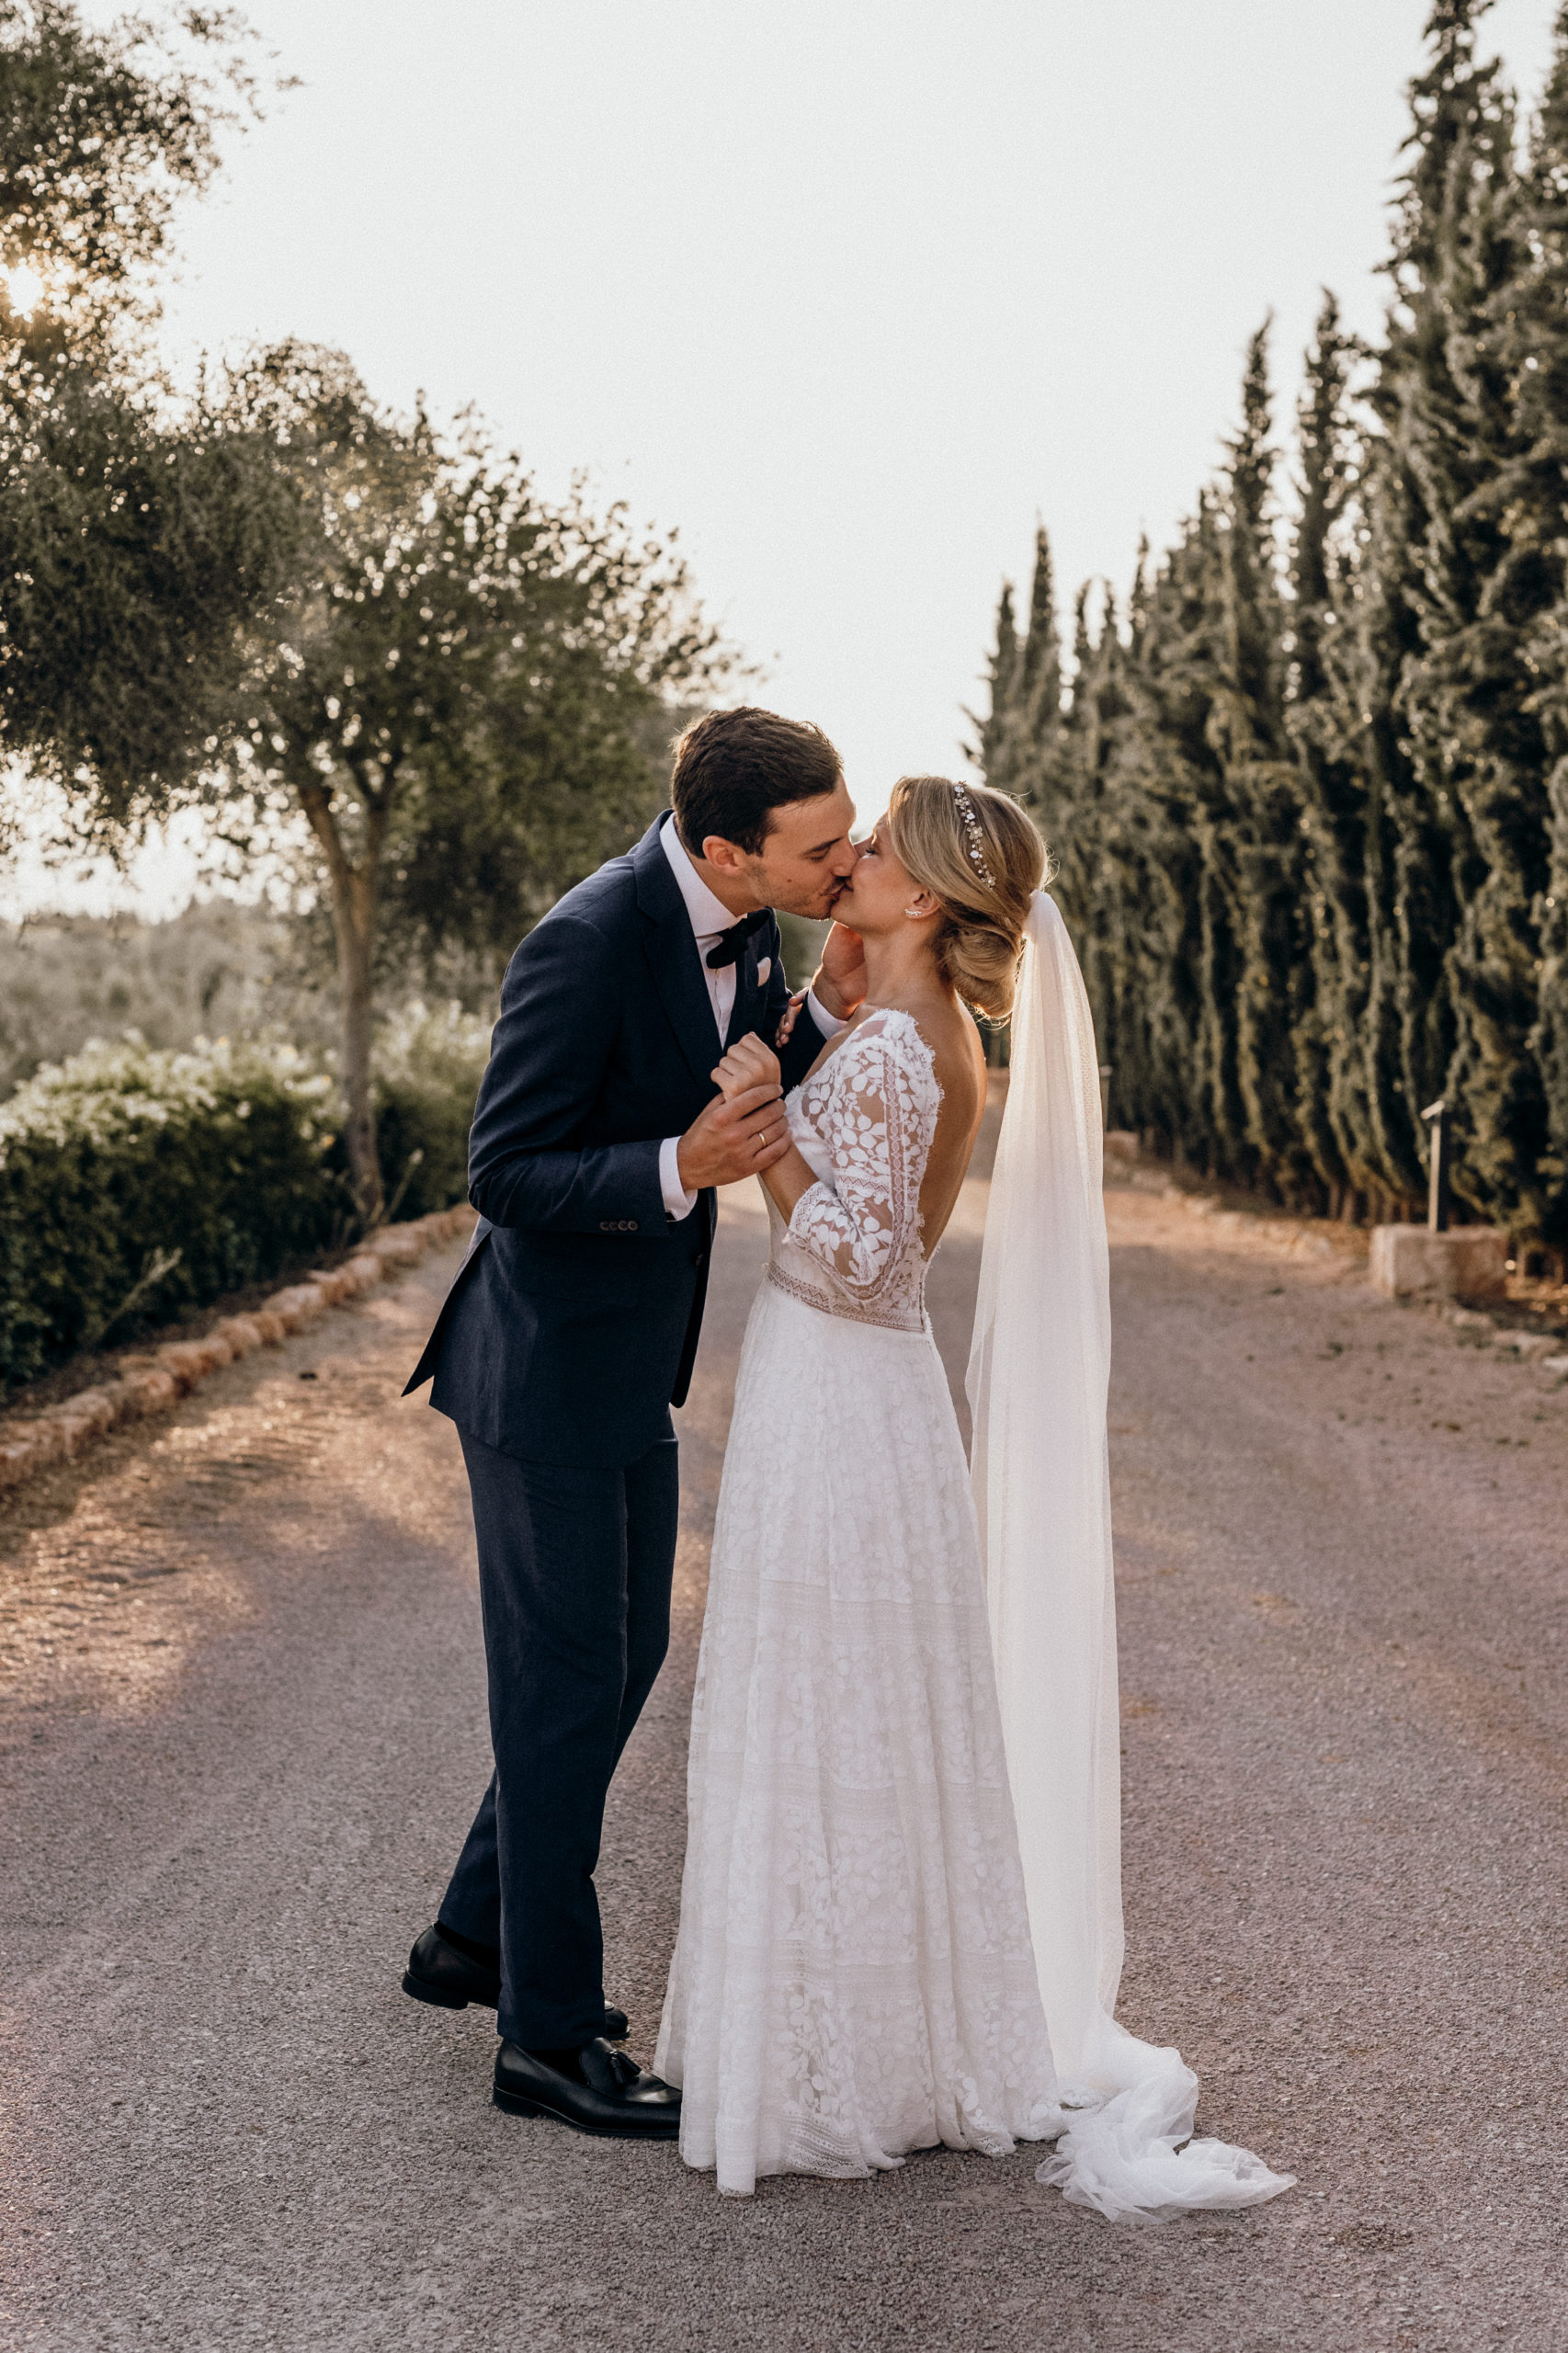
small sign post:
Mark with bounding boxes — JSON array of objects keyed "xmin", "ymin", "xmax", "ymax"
[{"xmin": 1421, "ymin": 1098, "xmax": 1451, "ymax": 1233}]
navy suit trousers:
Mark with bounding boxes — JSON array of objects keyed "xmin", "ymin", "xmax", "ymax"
[{"xmin": 437, "ymin": 1427, "xmax": 679, "ymax": 2048}]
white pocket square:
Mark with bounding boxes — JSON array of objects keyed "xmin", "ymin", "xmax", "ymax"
[{"xmin": 756, "ymin": 957, "xmax": 772, "ymax": 986}]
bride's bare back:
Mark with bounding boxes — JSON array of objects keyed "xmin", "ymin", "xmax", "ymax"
[{"xmin": 804, "ymin": 986, "xmax": 987, "ymax": 1256}]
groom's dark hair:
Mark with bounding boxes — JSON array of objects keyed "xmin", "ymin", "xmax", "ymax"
[{"xmin": 671, "ymin": 706, "xmax": 842, "ymax": 858}]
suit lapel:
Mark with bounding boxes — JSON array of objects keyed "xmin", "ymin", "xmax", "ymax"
[{"xmin": 631, "ymin": 815, "xmax": 724, "ymax": 1089}]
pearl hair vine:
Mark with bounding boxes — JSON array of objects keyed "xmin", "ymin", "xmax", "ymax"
[{"xmin": 949, "ymin": 779, "xmax": 996, "ymax": 890}]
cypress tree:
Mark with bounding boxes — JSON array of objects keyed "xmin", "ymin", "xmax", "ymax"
[
  {"xmin": 1492, "ymin": 4, "xmax": 1568, "ymax": 1246},
  {"xmin": 1163, "ymin": 494, "xmax": 1244, "ymax": 1179},
  {"xmin": 974, "ymin": 529, "xmax": 1064, "ymax": 808},
  {"xmin": 1030, "ymin": 581, "xmax": 1092, "ymax": 946},
  {"xmin": 1396, "ymin": 4, "xmax": 1551, "ymax": 1233},
  {"xmin": 1287, "ymin": 294, "xmax": 1367, "ymax": 1208},
  {"xmin": 1017, "ymin": 527, "xmax": 1063, "ymax": 780},
  {"xmin": 1063, "ymin": 585, "xmax": 1130, "ymax": 1097},
  {"xmin": 1369, "ymin": 0, "xmax": 1520, "ymax": 1208},
  {"xmin": 1112, "ymin": 513, "xmax": 1223, "ymax": 1169},
  {"xmin": 1332, "ymin": 421, "xmax": 1425, "ymax": 1209},
  {"xmin": 973, "ymin": 580, "xmax": 1021, "ymax": 795},
  {"xmin": 1211, "ymin": 323, "xmax": 1321, "ymax": 1202}
]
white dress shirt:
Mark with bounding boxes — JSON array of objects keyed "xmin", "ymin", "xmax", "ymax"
[{"xmin": 657, "ymin": 814, "xmax": 844, "ymax": 1221}]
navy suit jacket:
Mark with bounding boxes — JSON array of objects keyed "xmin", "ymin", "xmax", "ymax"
[{"xmin": 404, "ymin": 814, "xmax": 826, "ymax": 1466}]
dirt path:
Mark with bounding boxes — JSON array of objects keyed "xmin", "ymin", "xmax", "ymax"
[{"xmin": 2, "ymin": 1142, "xmax": 1565, "ymax": 2351}]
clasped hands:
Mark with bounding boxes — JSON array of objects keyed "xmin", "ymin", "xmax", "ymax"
[
  {"xmin": 676, "ymin": 1035, "xmax": 789, "ymax": 1190},
  {"xmin": 676, "ymin": 922, "xmax": 863, "ymax": 1191}
]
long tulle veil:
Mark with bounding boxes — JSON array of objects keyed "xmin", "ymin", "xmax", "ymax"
[{"xmin": 966, "ymin": 890, "xmax": 1294, "ymax": 2223}]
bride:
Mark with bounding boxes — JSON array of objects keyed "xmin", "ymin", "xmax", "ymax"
[{"xmin": 656, "ymin": 774, "xmax": 1294, "ymax": 2221}]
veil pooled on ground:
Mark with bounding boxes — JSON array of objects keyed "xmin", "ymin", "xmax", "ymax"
[{"xmin": 966, "ymin": 889, "xmax": 1294, "ymax": 2224}]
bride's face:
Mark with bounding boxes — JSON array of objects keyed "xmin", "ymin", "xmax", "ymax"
[{"xmin": 831, "ymin": 817, "xmax": 932, "ymax": 938}]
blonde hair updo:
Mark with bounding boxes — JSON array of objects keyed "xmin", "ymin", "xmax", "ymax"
[{"xmin": 881, "ymin": 776, "xmax": 1049, "ymax": 1019}]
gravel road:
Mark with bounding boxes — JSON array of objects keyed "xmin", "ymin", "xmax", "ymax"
[{"xmin": 3, "ymin": 1124, "xmax": 1565, "ymax": 2352}]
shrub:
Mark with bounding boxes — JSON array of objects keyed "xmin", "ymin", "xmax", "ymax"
[
  {"xmin": 0, "ymin": 1034, "xmax": 342, "ymax": 1388},
  {"xmin": 0, "ymin": 1006, "xmax": 489, "ymax": 1392}
]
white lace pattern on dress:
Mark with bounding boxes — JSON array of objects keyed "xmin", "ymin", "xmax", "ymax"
[
  {"xmin": 766, "ymin": 1010, "xmax": 938, "ymax": 1332},
  {"xmin": 657, "ymin": 1007, "xmax": 1065, "ymax": 2195}
]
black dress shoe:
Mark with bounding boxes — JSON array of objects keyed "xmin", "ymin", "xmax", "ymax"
[
  {"xmin": 403, "ymin": 1925, "xmax": 501, "ymax": 2011},
  {"xmin": 493, "ymin": 2038, "xmax": 680, "ymax": 2139},
  {"xmin": 401, "ymin": 1926, "xmax": 629, "ymax": 2038}
]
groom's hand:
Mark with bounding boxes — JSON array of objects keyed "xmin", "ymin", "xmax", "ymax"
[
  {"xmin": 812, "ymin": 921, "xmax": 869, "ymax": 1022},
  {"xmin": 676, "ymin": 1080, "xmax": 790, "ymax": 1189}
]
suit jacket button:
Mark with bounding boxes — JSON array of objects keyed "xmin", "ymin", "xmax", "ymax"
[{"xmin": 627, "ymin": 1220, "xmax": 638, "ymax": 1231}]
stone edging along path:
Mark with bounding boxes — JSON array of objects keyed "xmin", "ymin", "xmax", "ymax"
[{"xmin": 0, "ymin": 1204, "xmax": 477, "ymax": 1498}]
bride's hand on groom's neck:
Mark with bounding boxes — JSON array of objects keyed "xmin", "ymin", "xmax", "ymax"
[{"xmin": 812, "ymin": 924, "xmax": 869, "ymax": 1024}]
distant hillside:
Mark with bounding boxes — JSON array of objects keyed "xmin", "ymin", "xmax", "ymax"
[
  {"xmin": 2, "ymin": 890, "xmax": 824, "ymax": 1108},
  {"xmin": 0, "ymin": 904, "xmax": 334, "ymax": 1102}
]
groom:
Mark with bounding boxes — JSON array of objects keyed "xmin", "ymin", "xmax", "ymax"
[{"xmin": 401, "ymin": 707, "xmax": 863, "ymax": 2135}]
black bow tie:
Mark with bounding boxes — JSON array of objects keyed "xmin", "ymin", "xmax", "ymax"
[{"xmin": 705, "ymin": 909, "xmax": 769, "ymax": 970}]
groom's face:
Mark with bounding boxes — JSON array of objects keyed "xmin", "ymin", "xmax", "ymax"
[{"xmin": 736, "ymin": 779, "xmax": 859, "ymax": 919}]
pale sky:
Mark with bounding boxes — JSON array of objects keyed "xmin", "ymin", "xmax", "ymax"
[{"xmin": 11, "ymin": 0, "xmax": 1559, "ymax": 917}]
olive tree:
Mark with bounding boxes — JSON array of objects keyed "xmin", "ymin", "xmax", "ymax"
[{"xmin": 216, "ymin": 345, "xmax": 726, "ymax": 1221}]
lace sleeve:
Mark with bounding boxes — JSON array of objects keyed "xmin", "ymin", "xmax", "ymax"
[{"xmin": 786, "ymin": 1022, "xmax": 937, "ymax": 1309}]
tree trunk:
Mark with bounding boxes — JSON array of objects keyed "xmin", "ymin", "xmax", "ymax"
[
  {"xmin": 335, "ymin": 866, "xmax": 381, "ymax": 1227},
  {"xmin": 301, "ymin": 783, "xmax": 386, "ymax": 1229}
]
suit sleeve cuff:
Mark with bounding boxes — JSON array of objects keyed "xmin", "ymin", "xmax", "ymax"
[
  {"xmin": 659, "ymin": 1135, "xmax": 699, "ymax": 1222},
  {"xmin": 807, "ymin": 989, "xmax": 848, "ymax": 1039}
]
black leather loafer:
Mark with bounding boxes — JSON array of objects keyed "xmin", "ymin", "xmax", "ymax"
[
  {"xmin": 403, "ymin": 1925, "xmax": 501, "ymax": 2011},
  {"xmin": 401, "ymin": 1927, "xmax": 628, "ymax": 2038},
  {"xmin": 493, "ymin": 2038, "xmax": 680, "ymax": 2139}
]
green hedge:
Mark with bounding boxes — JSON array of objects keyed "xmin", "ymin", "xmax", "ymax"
[{"xmin": 0, "ymin": 1003, "xmax": 489, "ymax": 1391}]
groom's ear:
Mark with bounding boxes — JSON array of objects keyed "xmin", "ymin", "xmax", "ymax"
[{"xmin": 699, "ymin": 835, "xmax": 747, "ymax": 878}]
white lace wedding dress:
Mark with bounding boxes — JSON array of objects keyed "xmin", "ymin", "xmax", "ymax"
[{"xmin": 655, "ymin": 1010, "xmax": 1066, "ymax": 2194}]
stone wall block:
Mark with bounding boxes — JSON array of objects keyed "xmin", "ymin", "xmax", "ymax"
[
  {"xmin": 214, "ymin": 1314, "xmax": 266, "ymax": 1357},
  {"xmin": 75, "ymin": 1382, "xmax": 135, "ymax": 1432},
  {"xmin": 47, "ymin": 1385, "xmax": 120, "ymax": 1438},
  {"xmin": 119, "ymin": 1368, "xmax": 179, "ymax": 1415},
  {"xmin": 156, "ymin": 1340, "xmax": 211, "ymax": 1391},
  {"xmin": 0, "ymin": 1425, "xmax": 57, "ymax": 1485},
  {"xmin": 369, "ymin": 1231, "xmax": 423, "ymax": 1267},
  {"xmin": 263, "ymin": 1287, "xmax": 311, "ymax": 1330},
  {"xmin": 1369, "ymin": 1225, "xmax": 1509, "ymax": 1303}
]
